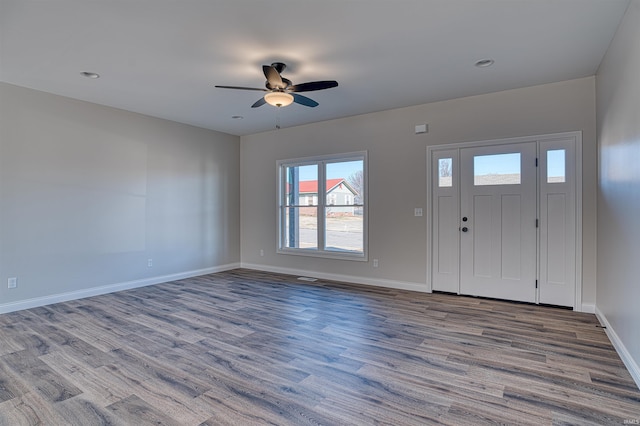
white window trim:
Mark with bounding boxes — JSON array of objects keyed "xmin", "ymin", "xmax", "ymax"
[{"xmin": 276, "ymin": 151, "xmax": 368, "ymax": 261}]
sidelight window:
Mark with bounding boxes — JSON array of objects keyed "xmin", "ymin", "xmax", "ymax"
[
  {"xmin": 547, "ymin": 149, "xmax": 566, "ymax": 183},
  {"xmin": 438, "ymin": 158, "xmax": 453, "ymax": 187}
]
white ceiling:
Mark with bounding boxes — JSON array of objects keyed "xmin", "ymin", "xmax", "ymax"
[{"xmin": 0, "ymin": 0, "xmax": 629, "ymax": 136}]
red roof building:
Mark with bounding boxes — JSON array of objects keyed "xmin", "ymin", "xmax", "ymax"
[
  {"xmin": 288, "ymin": 178, "xmax": 359, "ymax": 216},
  {"xmin": 298, "ymin": 178, "xmax": 352, "ymax": 194}
]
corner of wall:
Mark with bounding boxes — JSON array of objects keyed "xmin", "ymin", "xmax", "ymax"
[{"xmin": 595, "ymin": 305, "xmax": 640, "ymax": 390}]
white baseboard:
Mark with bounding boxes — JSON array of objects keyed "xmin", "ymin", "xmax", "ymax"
[
  {"xmin": 0, "ymin": 262, "xmax": 240, "ymax": 315},
  {"xmin": 581, "ymin": 303, "xmax": 596, "ymax": 313},
  {"xmin": 595, "ymin": 306, "xmax": 640, "ymax": 390},
  {"xmin": 240, "ymin": 262, "xmax": 429, "ymax": 293}
]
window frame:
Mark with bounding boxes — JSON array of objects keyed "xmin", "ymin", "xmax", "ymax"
[{"xmin": 276, "ymin": 151, "xmax": 368, "ymax": 261}]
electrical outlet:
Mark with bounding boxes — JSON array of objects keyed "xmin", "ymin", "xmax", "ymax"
[
  {"xmin": 373, "ymin": 259, "xmax": 379, "ymax": 268},
  {"xmin": 147, "ymin": 259, "xmax": 153, "ymax": 267},
  {"xmin": 8, "ymin": 277, "xmax": 17, "ymax": 289},
  {"xmin": 260, "ymin": 249, "xmax": 264, "ymax": 257}
]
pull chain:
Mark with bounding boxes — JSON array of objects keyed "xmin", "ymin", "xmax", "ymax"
[{"xmin": 276, "ymin": 106, "xmax": 281, "ymax": 130}]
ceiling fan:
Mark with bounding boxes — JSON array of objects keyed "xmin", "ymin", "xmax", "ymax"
[{"xmin": 215, "ymin": 62, "xmax": 338, "ymax": 108}]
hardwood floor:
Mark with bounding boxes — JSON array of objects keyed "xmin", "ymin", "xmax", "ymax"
[{"xmin": 0, "ymin": 269, "xmax": 638, "ymax": 425}]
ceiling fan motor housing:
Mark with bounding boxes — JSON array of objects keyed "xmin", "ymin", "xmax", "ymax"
[{"xmin": 215, "ymin": 62, "xmax": 337, "ymax": 108}]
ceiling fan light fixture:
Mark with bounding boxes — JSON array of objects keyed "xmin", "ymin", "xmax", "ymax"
[{"xmin": 264, "ymin": 91, "xmax": 294, "ymax": 107}]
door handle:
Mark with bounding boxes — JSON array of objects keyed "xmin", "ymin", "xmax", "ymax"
[{"xmin": 461, "ymin": 227, "xmax": 468, "ymax": 232}]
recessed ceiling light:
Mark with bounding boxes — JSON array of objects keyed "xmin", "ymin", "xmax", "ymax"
[
  {"xmin": 474, "ymin": 59, "xmax": 494, "ymax": 68},
  {"xmin": 80, "ymin": 71, "xmax": 100, "ymax": 79},
  {"xmin": 232, "ymin": 115, "xmax": 244, "ymax": 119}
]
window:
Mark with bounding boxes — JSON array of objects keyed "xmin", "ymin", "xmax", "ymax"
[
  {"xmin": 547, "ymin": 149, "xmax": 566, "ymax": 183},
  {"xmin": 277, "ymin": 152, "xmax": 367, "ymax": 260},
  {"xmin": 474, "ymin": 153, "xmax": 521, "ymax": 185},
  {"xmin": 438, "ymin": 158, "xmax": 453, "ymax": 187}
]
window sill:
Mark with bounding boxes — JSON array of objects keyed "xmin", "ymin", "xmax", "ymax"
[{"xmin": 277, "ymin": 248, "xmax": 368, "ymax": 262}]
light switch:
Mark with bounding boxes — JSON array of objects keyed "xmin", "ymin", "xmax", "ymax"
[{"xmin": 414, "ymin": 208, "xmax": 423, "ymax": 217}]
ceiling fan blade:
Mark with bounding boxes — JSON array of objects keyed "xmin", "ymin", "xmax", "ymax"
[
  {"xmin": 289, "ymin": 80, "xmax": 338, "ymax": 93},
  {"xmin": 215, "ymin": 85, "xmax": 267, "ymax": 91},
  {"xmin": 292, "ymin": 93, "xmax": 319, "ymax": 108},
  {"xmin": 263, "ymin": 65, "xmax": 284, "ymax": 88},
  {"xmin": 251, "ymin": 97, "xmax": 267, "ymax": 108}
]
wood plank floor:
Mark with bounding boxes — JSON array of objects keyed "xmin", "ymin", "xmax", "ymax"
[{"xmin": 1, "ymin": 269, "xmax": 638, "ymax": 425}]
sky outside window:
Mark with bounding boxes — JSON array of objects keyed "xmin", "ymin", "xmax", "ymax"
[{"xmin": 293, "ymin": 161, "xmax": 362, "ymax": 181}]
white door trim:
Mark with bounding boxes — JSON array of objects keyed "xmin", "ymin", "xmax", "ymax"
[{"xmin": 426, "ymin": 131, "xmax": 583, "ymax": 311}]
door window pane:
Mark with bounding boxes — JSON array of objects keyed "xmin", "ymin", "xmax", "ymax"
[
  {"xmin": 547, "ymin": 149, "xmax": 566, "ymax": 183},
  {"xmin": 474, "ymin": 153, "xmax": 521, "ymax": 185},
  {"xmin": 438, "ymin": 158, "xmax": 453, "ymax": 187}
]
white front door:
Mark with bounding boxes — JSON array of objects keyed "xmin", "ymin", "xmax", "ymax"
[{"xmin": 459, "ymin": 142, "xmax": 538, "ymax": 303}]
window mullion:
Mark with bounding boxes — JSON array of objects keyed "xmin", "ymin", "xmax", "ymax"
[
  {"xmin": 318, "ymin": 161, "xmax": 326, "ymax": 253},
  {"xmin": 279, "ymin": 169, "xmax": 284, "ymax": 249}
]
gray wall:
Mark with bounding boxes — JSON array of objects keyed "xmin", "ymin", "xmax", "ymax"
[
  {"xmin": 0, "ymin": 82, "xmax": 240, "ymax": 310},
  {"xmin": 241, "ymin": 77, "xmax": 598, "ymax": 304},
  {"xmin": 596, "ymin": 1, "xmax": 640, "ymax": 381}
]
